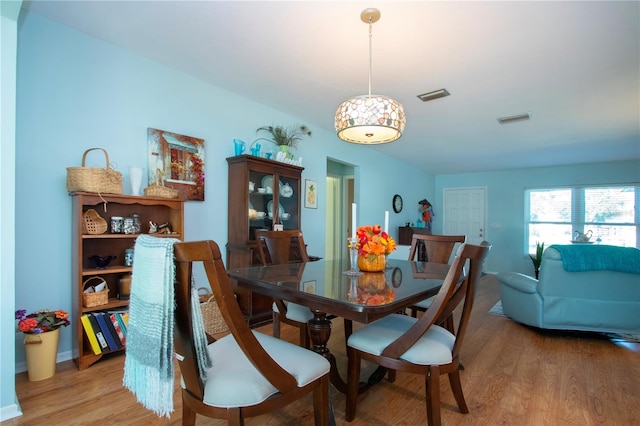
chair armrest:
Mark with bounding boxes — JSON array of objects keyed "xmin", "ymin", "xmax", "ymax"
[{"xmin": 496, "ymin": 272, "xmax": 538, "ymax": 294}]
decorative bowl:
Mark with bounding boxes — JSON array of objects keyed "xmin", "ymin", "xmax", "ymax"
[{"xmin": 89, "ymin": 255, "xmax": 116, "ymax": 269}]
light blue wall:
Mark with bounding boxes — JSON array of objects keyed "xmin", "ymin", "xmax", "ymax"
[
  {"xmin": 1, "ymin": 1, "xmax": 21, "ymax": 420},
  {"xmin": 12, "ymin": 12, "xmax": 433, "ymax": 371},
  {"xmin": 434, "ymin": 160, "xmax": 639, "ymax": 274}
]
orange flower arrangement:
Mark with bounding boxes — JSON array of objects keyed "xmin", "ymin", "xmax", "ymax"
[
  {"xmin": 355, "ymin": 225, "xmax": 397, "ymax": 259},
  {"xmin": 356, "ymin": 286, "xmax": 396, "ymax": 306},
  {"xmin": 15, "ymin": 309, "xmax": 69, "ymax": 334},
  {"xmin": 355, "ymin": 273, "xmax": 396, "ymax": 305}
]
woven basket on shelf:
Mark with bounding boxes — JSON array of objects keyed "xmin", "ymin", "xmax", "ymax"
[
  {"xmin": 66, "ymin": 148, "xmax": 123, "ymax": 194},
  {"xmin": 198, "ymin": 287, "xmax": 229, "ymax": 335},
  {"xmin": 83, "ymin": 209, "xmax": 108, "ymax": 235},
  {"xmin": 82, "ymin": 276, "xmax": 109, "ymax": 307},
  {"xmin": 144, "ymin": 168, "xmax": 179, "ymax": 199}
]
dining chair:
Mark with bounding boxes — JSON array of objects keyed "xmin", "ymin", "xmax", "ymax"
[
  {"xmin": 407, "ymin": 234, "xmax": 466, "ymax": 318},
  {"xmin": 345, "ymin": 241, "xmax": 491, "ymax": 426},
  {"xmin": 255, "ymin": 229, "xmax": 314, "ymax": 348},
  {"xmin": 173, "ymin": 239, "xmax": 331, "ymax": 425}
]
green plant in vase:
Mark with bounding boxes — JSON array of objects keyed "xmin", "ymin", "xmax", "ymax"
[
  {"xmin": 529, "ymin": 241, "xmax": 545, "ymax": 279},
  {"xmin": 255, "ymin": 124, "xmax": 311, "ymax": 159}
]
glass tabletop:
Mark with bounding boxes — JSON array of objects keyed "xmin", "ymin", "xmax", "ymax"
[{"xmin": 228, "ymin": 258, "xmax": 451, "ymax": 322}]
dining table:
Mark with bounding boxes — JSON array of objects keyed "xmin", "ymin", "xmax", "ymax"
[{"xmin": 227, "ymin": 257, "xmax": 452, "ymax": 395}]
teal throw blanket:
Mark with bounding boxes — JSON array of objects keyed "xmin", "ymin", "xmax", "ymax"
[
  {"xmin": 123, "ymin": 235, "xmax": 212, "ymax": 418},
  {"xmin": 548, "ymin": 244, "xmax": 640, "ymax": 274}
]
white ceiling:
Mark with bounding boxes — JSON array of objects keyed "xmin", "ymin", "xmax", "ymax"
[{"xmin": 22, "ymin": 1, "xmax": 640, "ymax": 175}]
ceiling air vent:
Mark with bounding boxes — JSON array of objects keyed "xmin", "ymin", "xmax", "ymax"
[
  {"xmin": 417, "ymin": 89, "xmax": 450, "ymax": 102},
  {"xmin": 497, "ymin": 113, "xmax": 532, "ymax": 124}
]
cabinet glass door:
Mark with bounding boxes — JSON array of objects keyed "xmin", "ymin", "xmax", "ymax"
[
  {"xmin": 248, "ymin": 171, "xmax": 274, "ymax": 240},
  {"xmin": 279, "ymin": 176, "xmax": 299, "ymax": 230}
]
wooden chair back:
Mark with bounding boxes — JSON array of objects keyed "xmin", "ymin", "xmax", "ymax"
[
  {"xmin": 254, "ymin": 229, "xmax": 312, "ymax": 348},
  {"xmin": 383, "ymin": 242, "xmax": 490, "ymax": 359},
  {"xmin": 435, "ymin": 241, "xmax": 491, "ymax": 355},
  {"xmin": 255, "ymin": 229, "xmax": 309, "ymax": 265},
  {"xmin": 408, "ymin": 234, "xmax": 466, "ymax": 263},
  {"xmin": 172, "ymin": 240, "xmax": 329, "ymax": 424}
]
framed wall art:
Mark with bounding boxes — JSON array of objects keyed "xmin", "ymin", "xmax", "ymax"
[
  {"xmin": 147, "ymin": 128, "xmax": 205, "ymax": 201},
  {"xmin": 301, "ymin": 280, "xmax": 316, "ymax": 293},
  {"xmin": 304, "ymin": 179, "xmax": 317, "ymax": 209}
]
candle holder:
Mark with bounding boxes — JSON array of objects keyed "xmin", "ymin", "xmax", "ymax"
[{"xmin": 344, "ymin": 237, "xmax": 364, "ymax": 276}]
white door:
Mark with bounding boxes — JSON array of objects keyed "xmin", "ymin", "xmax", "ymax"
[{"xmin": 443, "ymin": 187, "xmax": 487, "ymax": 245}]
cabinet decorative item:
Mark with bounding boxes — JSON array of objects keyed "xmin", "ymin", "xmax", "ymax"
[
  {"xmin": 71, "ymin": 192, "xmax": 184, "ymax": 369},
  {"xmin": 226, "ymin": 155, "xmax": 304, "ymax": 326}
]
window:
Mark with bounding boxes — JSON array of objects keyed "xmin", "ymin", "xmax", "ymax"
[{"xmin": 525, "ymin": 185, "xmax": 639, "ymax": 253}]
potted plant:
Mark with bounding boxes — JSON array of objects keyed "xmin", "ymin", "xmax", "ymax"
[
  {"xmin": 529, "ymin": 241, "xmax": 545, "ymax": 279},
  {"xmin": 255, "ymin": 124, "xmax": 311, "ymax": 158},
  {"xmin": 16, "ymin": 308, "xmax": 70, "ymax": 381}
]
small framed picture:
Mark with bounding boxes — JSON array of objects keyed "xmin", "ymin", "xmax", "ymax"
[
  {"xmin": 305, "ymin": 179, "xmax": 317, "ymax": 209},
  {"xmin": 301, "ymin": 280, "xmax": 316, "ymax": 293}
]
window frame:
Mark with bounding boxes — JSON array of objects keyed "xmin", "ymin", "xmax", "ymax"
[{"xmin": 524, "ymin": 184, "xmax": 640, "ymax": 254}]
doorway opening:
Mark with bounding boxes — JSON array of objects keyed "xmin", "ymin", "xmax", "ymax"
[{"xmin": 325, "ymin": 159, "xmax": 356, "ymax": 261}]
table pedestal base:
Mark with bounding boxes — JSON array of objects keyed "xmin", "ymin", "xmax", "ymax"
[{"xmin": 308, "ymin": 311, "xmax": 390, "ymax": 395}]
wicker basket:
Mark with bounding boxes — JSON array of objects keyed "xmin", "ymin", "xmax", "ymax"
[
  {"xmin": 145, "ymin": 184, "xmax": 179, "ymax": 199},
  {"xmin": 83, "ymin": 209, "xmax": 108, "ymax": 235},
  {"xmin": 144, "ymin": 168, "xmax": 179, "ymax": 199},
  {"xmin": 82, "ymin": 276, "xmax": 109, "ymax": 307},
  {"xmin": 66, "ymin": 148, "xmax": 123, "ymax": 194},
  {"xmin": 198, "ymin": 287, "xmax": 229, "ymax": 335}
]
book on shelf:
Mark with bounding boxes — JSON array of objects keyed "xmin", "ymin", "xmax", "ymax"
[
  {"xmin": 80, "ymin": 314, "xmax": 102, "ymax": 355},
  {"xmin": 115, "ymin": 312, "xmax": 128, "ymax": 337},
  {"xmin": 87, "ymin": 312, "xmax": 109, "ymax": 352},
  {"xmin": 93, "ymin": 312, "xmax": 121, "ymax": 352},
  {"xmin": 121, "ymin": 312, "xmax": 129, "ymax": 329},
  {"xmin": 109, "ymin": 313, "xmax": 126, "ymax": 346},
  {"xmin": 105, "ymin": 314, "xmax": 124, "ymax": 350},
  {"xmin": 106, "ymin": 307, "xmax": 129, "ymax": 340}
]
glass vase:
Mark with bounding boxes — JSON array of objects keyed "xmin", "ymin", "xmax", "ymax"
[
  {"xmin": 344, "ymin": 237, "xmax": 364, "ymax": 276},
  {"xmin": 128, "ymin": 166, "xmax": 144, "ymax": 196}
]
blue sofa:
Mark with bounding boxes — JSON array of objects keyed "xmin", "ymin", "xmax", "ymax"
[{"xmin": 496, "ymin": 245, "xmax": 640, "ymax": 335}]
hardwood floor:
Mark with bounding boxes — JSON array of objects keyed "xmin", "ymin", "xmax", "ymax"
[{"xmin": 6, "ymin": 275, "xmax": 639, "ymax": 425}]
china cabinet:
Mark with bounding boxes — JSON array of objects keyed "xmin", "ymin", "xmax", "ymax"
[
  {"xmin": 71, "ymin": 192, "xmax": 184, "ymax": 369},
  {"xmin": 226, "ymin": 155, "xmax": 304, "ymax": 326}
]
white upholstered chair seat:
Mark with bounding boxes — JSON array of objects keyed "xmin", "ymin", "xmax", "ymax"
[
  {"xmin": 186, "ymin": 331, "xmax": 329, "ymax": 408},
  {"xmin": 272, "ymin": 301, "xmax": 315, "ymax": 323},
  {"xmin": 347, "ymin": 313, "xmax": 455, "ymax": 365}
]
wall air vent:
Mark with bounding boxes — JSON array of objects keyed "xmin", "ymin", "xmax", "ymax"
[
  {"xmin": 497, "ymin": 113, "xmax": 532, "ymax": 124},
  {"xmin": 417, "ymin": 88, "xmax": 450, "ymax": 102}
]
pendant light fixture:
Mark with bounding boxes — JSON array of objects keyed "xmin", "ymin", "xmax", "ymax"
[{"xmin": 335, "ymin": 8, "xmax": 406, "ymax": 144}]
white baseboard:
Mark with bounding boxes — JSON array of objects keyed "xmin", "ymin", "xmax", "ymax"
[
  {"xmin": 0, "ymin": 401, "xmax": 22, "ymax": 422},
  {"xmin": 14, "ymin": 349, "xmax": 73, "ymax": 373}
]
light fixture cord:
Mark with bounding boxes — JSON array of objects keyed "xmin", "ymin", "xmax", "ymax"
[{"xmin": 368, "ymin": 16, "xmax": 373, "ymax": 98}]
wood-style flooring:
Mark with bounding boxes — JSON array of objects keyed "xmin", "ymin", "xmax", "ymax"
[{"xmin": 5, "ymin": 275, "xmax": 639, "ymax": 425}]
